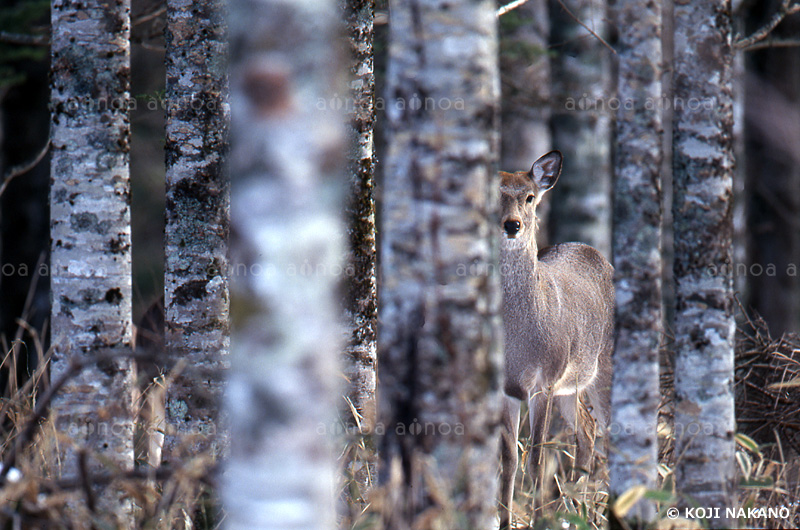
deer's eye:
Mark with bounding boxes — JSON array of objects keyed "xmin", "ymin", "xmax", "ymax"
[{"xmin": 526, "ymin": 195, "xmax": 534, "ymax": 204}]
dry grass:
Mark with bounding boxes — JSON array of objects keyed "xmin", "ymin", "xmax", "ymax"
[{"xmin": 1, "ymin": 309, "xmax": 798, "ymax": 529}]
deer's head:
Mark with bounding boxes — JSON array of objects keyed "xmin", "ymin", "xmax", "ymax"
[{"xmin": 499, "ymin": 150, "xmax": 562, "ymax": 243}]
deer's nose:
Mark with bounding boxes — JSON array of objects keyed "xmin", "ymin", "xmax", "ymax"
[{"xmin": 504, "ymin": 220, "xmax": 521, "ymax": 237}]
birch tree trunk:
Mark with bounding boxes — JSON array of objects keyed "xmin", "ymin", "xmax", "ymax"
[
  {"xmin": 163, "ymin": 0, "xmax": 230, "ymax": 462},
  {"xmin": 50, "ymin": 0, "xmax": 135, "ymax": 524},
  {"xmin": 499, "ymin": 0, "xmax": 552, "ymax": 242},
  {"xmin": 672, "ymin": 1, "xmax": 736, "ymax": 525},
  {"xmin": 223, "ymin": 0, "xmax": 344, "ymax": 528},
  {"xmin": 608, "ymin": 0, "xmax": 662, "ymax": 524},
  {"xmin": 548, "ymin": 0, "xmax": 612, "ymax": 257},
  {"xmin": 379, "ymin": 1, "xmax": 503, "ymax": 528},
  {"xmin": 341, "ymin": 0, "xmax": 378, "ymax": 506}
]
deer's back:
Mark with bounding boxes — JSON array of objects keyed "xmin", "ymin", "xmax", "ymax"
[{"xmin": 503, "ymin": 242, "xmax": 614, "ymax": 400}]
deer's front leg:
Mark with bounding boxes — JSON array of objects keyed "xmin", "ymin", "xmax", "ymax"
[
  {"xmin": 527, "ymin": 391, "xmax": 550, "ymax": 473},
  {"xmin": 500, "ymin": 396, "xmax": 521, "ymax": 530}
]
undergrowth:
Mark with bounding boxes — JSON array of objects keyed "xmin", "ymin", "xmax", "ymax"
[{"xmin": 0, "ymin": 321, "xmax": 221, "ymax": 529}]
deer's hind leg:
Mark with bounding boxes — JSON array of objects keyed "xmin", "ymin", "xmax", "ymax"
[{"xmin": 557, "ymin": 392, "xmax": 596, "ymax": 473}]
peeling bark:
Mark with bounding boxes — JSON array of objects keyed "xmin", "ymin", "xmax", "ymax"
[
  {"xmin": 672, "ymin": 1, "xmax": 736, "ymax": 525},
  {"xmin": 163, "ymin": 0, "xmax": 230, "ymax": 461},
  {"xmin": 49, "ymin": 0, "xmax": 135, "ymax": 524},
  {"xmin": 223, "ymin": 0, "xmax": 345, "ymax": 528},
  {"xmin": 379, "ymin": 1, "xmax": 503, "ymax": 528},
  {"xmin": 608, "ymin": 0, "xmax": 663, "ymax": 524}
]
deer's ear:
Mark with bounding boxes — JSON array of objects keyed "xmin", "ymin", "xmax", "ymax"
[{"xmin": 529, "ymin": 150, "xmax": 562, "ymax": 192}]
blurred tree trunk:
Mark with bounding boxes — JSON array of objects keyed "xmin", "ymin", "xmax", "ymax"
[
  {"xmin": 744, "ymin": 2, "xmax": 800, "ymax": 336},
  {"xmin": 379, "ymin": 1, "xmax": 503, "ymax": 528},
  {"xmin": 672, "ymin": 1, "xmax": 736, "ymax": 526},
  {"xmin": 548, "ymin": 0, "xmax": 612, "ymax": 257},
  {"xmin": 223, "ymin": 0, "xmax": 345, "ymax": 528},
  {"xmin": 49, "ymin": 0, "xmax": 135, "ymax": 524},
  {"xmin": 341, "ymin": 0, "xmax": 378, "ymax": 509},
  {"xmin": 608, "ymin": 0, "xmax": 662, "ymax": 524},
  {"xmin": 499, "ymin": 0, "xmax": 552, "ymax": 242},
  {"xmin": 163, "ymin": 0, "xmax": 230, "ymax": 463}
]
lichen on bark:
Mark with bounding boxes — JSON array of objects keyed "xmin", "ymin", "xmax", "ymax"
[
  {"xmin": 163, "ymin": 0, "xmax": 230, "ymax": 461},
  {"xmin": 672, "ymin": 2, "xmax": 736, "ymax": 526}
]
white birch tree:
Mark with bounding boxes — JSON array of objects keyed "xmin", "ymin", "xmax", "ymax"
[
  {"xmin": 49, "ymin": 0, "xmax": 135, "ymax": 524},
  {"xmin": 223, "ymin": 0, "xmax": 345, "ymax": 528},
  {"xmin": 672, "ymin": 1, "xmax": 736, "ymax": 526},
  {"xmin": 608, "ymin": 0, "xmax": 663, "ymax": 524},
  {"xmin": 379, "ymin": 1, "xmax": 503, "ymax": 527},
  {"xmin": 163, "ymin": 0, "xmax": 230, "ymax": 462}
]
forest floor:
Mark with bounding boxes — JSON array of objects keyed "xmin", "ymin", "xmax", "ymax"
[{"xmin": 0, "ymin": 314, "xmax": 797, "ymax": 529}]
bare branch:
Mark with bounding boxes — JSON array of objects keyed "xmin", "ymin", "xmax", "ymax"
[
  {"xmin": 741, "ymin": 38, "xmax": 800, "ymax": 51},
  {"xmin": 735, "ymin": 0, "xmax": 800, "ymax": 49},
  {"xmin": 497, "ymin": 0, "xmax": 532, "ymax": 17},
  {"xmin": 554, "ymin": 0, "xmax": 616, "ymax": 54},
  {"xmin": 0, "ymin": 141, "xmax": 50, "ymax": 198},
  {"xmin": 0, "ymin": 31, "xmax": 48, "ymax": 46}
]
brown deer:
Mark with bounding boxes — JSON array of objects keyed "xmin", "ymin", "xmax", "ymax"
[{"xmin": 498, "ymin": 151, "xmax": 613, "ymax": 528}]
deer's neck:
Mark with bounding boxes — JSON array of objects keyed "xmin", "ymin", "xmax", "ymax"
[{"xmin": 500, "ymin": 236, "xmax": 540, "ymax": 303}]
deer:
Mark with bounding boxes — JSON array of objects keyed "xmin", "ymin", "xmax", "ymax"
[{"xmin": 498, "ymin": 151, "xmax": 614, "ymax": 529}]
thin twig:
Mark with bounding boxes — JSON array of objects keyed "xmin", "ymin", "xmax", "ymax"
[
  {"xmin": 554, "ymin": 0, "xmax": 616, "ymax": 55},
  {"xmin": 132, "ymin": 6, "xmax": 166, "ymax": 26},
  {"xmin": 78, "ymin": 449, "xmax": 98, "ymax": 518},
  {"xmin": 735, "ymin": 0, "xmax": 800, "ymax": 50},
  {"xmin": 133, "ymin": 40, "xmax": 166, "ymax": 52},
  {"xmin": 43, "ymin": 462, "xmax": 216, "ymax": 491},
  {"xmin": 497, "ymin": 0, "xmax": 532, "ymax": 17},
  {"xmin": 0, "ymin": 141, "xmax": 50, "ymax": 199}
]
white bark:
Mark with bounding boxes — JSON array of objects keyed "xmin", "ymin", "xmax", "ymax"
[
  {"xmin": 223, "ymin": 0, "xmax": 345, "ymax": 528},
  {"xmin": 49, "ymin": 0, "xmax": 135, "ymax": 524},
  {"xmin": 163, "ymin": 0, "xmax": 230, "ymax": 461},
  {"xmin": 379, "ymin": 1, "xmax": 503, "ymax": 528},
  {"xmin": 608, "ymin": 0, "xmax": 663, "ymax": 523}
]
